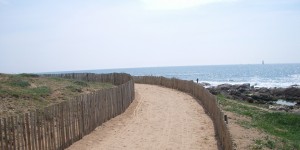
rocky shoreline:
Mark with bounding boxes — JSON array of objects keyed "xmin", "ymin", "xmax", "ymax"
[{"xmin": 203, "ymin": 83, "xmax": 300, "ymax": 112}]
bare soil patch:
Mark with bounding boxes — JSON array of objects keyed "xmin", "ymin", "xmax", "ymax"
[{"xmin": 225, "ymin": 111, "xmax": 269, "ymax": 149}]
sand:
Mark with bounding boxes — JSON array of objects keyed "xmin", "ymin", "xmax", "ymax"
[{"xmin": 66, "ymin": 84, "xmax": 218, "ymax": 150}]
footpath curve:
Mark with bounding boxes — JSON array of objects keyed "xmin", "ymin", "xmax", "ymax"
[{"xmin": 67, "ymin": 84, "xmax": 218, "ymax": 150}]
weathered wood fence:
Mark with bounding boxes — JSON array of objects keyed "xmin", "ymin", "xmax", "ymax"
[
  {"xmin": 134, "ymin": 76, "xmax": 233, "ymax": 150},
  {"xmin": 0, "ymin": 73, "xmax": 135, "ymax": 150}
]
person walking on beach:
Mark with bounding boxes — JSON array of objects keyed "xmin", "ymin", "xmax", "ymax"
[{"xmin": 196, "ymin": 78, "xmax": 199, "ymax": 83}]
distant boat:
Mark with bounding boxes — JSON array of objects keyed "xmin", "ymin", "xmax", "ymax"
[{"xmin": 262, "ymin": 60, "xmax": 264, "ymax": 65}]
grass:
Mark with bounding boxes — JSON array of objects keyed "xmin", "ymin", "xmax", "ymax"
[
  {"xmin": 8, "ymin": 76, "xmax": 31, "ymax": 87},
  {"xmin": 217, "ymin": 94, "xmax": 300, "ymax": 150},
  {"xmin": 236, "ymin": 120, "xmax": 252, "ymax": 129},
  {"xmin": 72, "ymin": 80, "xmax": 89, "ymax": 87},
  {"xmin": 252, "ymin": 136, "xmax": 276, "ymax": 150},
  {"xmin": 0, "ymin": 73, "xmax": 114, "ymax": 117},
  {"xmin": 0, "ymin": 86, "xmax": 51, "ymax": 99},
  {"xmin": 66, "ymin": 85, "xmax": 83, "ymax": 92},
  {"xmin": 18, "ymin": 73, "xmax": 39, "ymax": 78}
]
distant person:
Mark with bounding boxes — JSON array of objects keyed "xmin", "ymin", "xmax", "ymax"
[{"xmin": 196, "ymin": 78, "xmax": 199, "ymax": 83}]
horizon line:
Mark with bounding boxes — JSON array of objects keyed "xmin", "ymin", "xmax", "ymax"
[{"xmin": 35, "ymin": 62, "xmax": 300, "ymax": 74}]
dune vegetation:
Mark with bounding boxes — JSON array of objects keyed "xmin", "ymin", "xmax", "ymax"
[{"xmin": 0, "ymin": 73, "xmax": 114, "ymax": 117}]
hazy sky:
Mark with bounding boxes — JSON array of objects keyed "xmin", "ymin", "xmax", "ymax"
[{"xmin": 1, "ymin": 0, "xmax": 300, "ymax": 73}]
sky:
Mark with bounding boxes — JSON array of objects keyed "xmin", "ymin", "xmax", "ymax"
[{"xmin": 0, "ymin": 0, "xmax": 300, "ymax": 73}]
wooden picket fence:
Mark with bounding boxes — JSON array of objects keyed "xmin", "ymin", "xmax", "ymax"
[
  {"xmin": 134, "ymin": 76, "xmax": 233, "ymax": 150},
  {"xmin": 0, "ymin": 73, "xmax": 135, "ymax": 150}
]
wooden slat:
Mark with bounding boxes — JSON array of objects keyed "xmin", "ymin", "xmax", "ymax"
[
  {"xmin": 36, "ymin": 110, "xmax": 41, "ymax": 150},
  {"xmin": 41, "ymin": 110, "xmax": 46, "ymax": 150},
  {"xmin": 60, "ymin": 103, "xmax": 65, "ymax": 148},
  {"xmin": 11, "ymin": 116, "xmax": 16, "ymax": 150},
  {"xmin": 42, "ymin": 109, "xmax": 47, "ymax": 150},
  {"xmin": 25, "ymin": 113, "xmax": 31, "ymax": 150},
  {"xmin": 15, "ymin": 116, "xmax": 20, "ymax": 150},
  {"xmin": 8, "ymin": 117, "xmax": 12, "ymax": 150},
  {"xmin": 69, "ymin": 102, "xmax": 74, "ymax": 145},
  {"xmin": 46, "ymin": 108, "xmax": 51, "ymax": 150},
  {"xmin": 55, "ymin": 105, "xmax": 61, "ymax": 150},
  {"xmin": 3, "ymin": 118, "xmax": 8, "ymax": 150},
  {"xmin": 66, "ymin": 102, "xmax": 70, "ymax": 147},
  {"xmin": 52, "ymin": 105, "xmax": 57, "ymax": 150},
  {"xmin": 79, "ymin": 98, "xmax": 84, "ymax": 140},
  {"xmin": 21, "ymin": 115, "xmax": 26, "ymax": 150},
  {"xmin": 34, "ymin": 111, "xmax": 38, "ymax": 150},
  {"xmin": 75, "ymin": 99, "xmax": 80, "ymax": 141},
  {"xmin": 75, "ymin": 99, "xmax": 79, "ymax": 141},
  {"xmin": 7, "ymin": 117, "xmax": 11, "ymax": 150},
  {"xmin": 48, "ymin": 107, "xmax": 53, "ymax": 150},
  {"xmin": 53, "ymin": 105, "xmax": 57, "ymax": 150},
  {"xmin": 71, "ymin": 101, "xmax": 75, "ymax": 144},
  {"xmin": 44, "ymin": 108, "xmax": 49, "ymax": 150},
  {"xmin": 31, "ymin": 112, "xmax": 36, "ymax": 150},
  {"xmin": 0, "ymin": 119, "xmax": 3, "ymax": 150}
]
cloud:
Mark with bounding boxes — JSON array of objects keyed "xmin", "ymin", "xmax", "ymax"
[{"xmin": 140, "ymin": 0, "xmax": 237, "ymax": 10}]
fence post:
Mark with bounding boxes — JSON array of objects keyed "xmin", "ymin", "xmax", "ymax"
[
  {"xmin": 25, "ymin": 113, "xmax": 31, "ymax": 150},
  {"xmin": 224, "ymin": 115, "xmax": 228, "ymax": 124},
  {"xmin": 0, "ymin": 119, "xmax": 3, "ymax": 150}
]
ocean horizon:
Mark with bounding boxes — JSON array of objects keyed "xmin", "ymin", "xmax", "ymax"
[{"xmin": 49, "ymin": 63, "xmax": 300, "ymax": 88}]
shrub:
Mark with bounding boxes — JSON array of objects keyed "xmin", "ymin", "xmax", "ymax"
[
  {"xmin": 31, "ymin": 86, "xmax": 51, "ymax": 97},
  {"xmin": 10, "ymin": 79, "xmax": 30, "ymax": 87},
  {"xmin": 73, "ymin": 80, "xmax": 89, "ymax": 87},
  {"xmin": 66, "ymin": 85, "xmax": 82, "ymax": 92}
]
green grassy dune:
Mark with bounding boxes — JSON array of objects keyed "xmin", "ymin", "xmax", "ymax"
[{"xmin": 0, "ymin": 73, "xmax": 114, "ymax": 117}]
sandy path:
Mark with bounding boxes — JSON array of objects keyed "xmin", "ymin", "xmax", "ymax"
[{"xmin": 67, "ymin": 84, "xmax": 218, "ymax": 150}]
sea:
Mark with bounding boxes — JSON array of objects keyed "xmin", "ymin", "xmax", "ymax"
[{"xmin": 61, "ymin": 63, "xmax": 300, "ymax": 88}]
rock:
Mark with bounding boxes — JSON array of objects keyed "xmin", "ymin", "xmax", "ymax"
[
  {"xmin": 217, "ymin": 84, "xmax": 232, "ymax": 91},
  {"xmin": 251, "ymin": 93, "xmax": 274, "ymax": 101},
  {"xmin": 272, "ymin": 88, "xmax": 285, "ymax": 96},
  {"xmin": 256, "ymin": 87, "xmax": 270, "ymax": 93},
  {"xmin": 291, "ymin": 108, "xmax": 300, "ymax": 115},
  {"xmin": 207, "ymin": 83, "xmax": 300, "ymax": 105},
  {"xmin": 268, "ymin": 105, "xmax": 276, "ymax": 110},
  {"xmin": 268, "ymin": 105, "xmax": 289, "ymax": 112},
  {"xmin": 247, "ymin": 99, "xmax": 254, "ymax": 103},
  {"xmin": 231, "ymin": 84, "xmax": 251, "ymax": 93},
  {"xmin": 272, "ymin": 87, "xmax": 300, "ymax": 101},
  {"xmin": 284, "ymin": 87, "xmax": 300, "ymax": 97},
  {"xmin": 237, "ymin": 83, "xmax": 251, "ymax": 90},
  {"xmin": 240, "ymin": 94, "xmax": 249, "ymax": 100},
  {"xmin": 207, "ymin": 87, "xmax": 219, "ymax": 95},
  {"xmin": 229, "ymin": 89, "xmax": 241, "ymax": 96}
]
